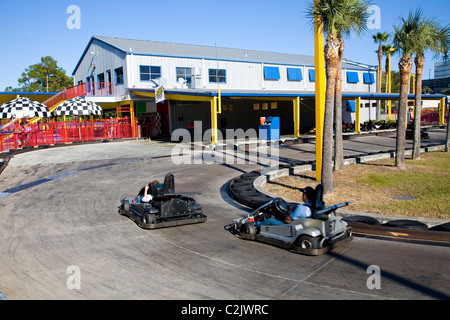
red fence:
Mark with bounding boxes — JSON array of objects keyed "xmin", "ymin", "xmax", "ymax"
[
  {"xmin": 43, "ymin": 82, "xmax": 114, "ymax": 111},
  {"xmin": 0, "ymin": 118, "xmax": 137, "ymax": 152},
  {"xmin": 420, "ymin": 109, "xmax": 448, "ymax": 124}
]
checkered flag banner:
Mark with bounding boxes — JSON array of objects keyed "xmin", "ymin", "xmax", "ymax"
[
  {"xmin": 54, "ymin": 97, "xmax": 103, "ymax": 116},
  {"xmin": 0, "ymin": 97, "xmax": 51, "ymax": 119}
]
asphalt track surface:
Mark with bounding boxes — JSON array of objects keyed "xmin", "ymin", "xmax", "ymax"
[{"xmin": 0, "ymin": 130, "xmax": 449, "ymax": 300}]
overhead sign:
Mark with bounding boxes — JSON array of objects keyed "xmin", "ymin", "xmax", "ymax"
[{"xmin": 155, "ymin": 85, "xmax": 165, "ymax": 104}]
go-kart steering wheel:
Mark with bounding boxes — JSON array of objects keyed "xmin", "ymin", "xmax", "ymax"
[{"xmin": 274, "ymin": 198, "xmax": 289, "ymax": 214}]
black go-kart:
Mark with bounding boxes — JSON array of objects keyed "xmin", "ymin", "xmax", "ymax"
[{"xmin": 119, "ymin": 173, "xmax": 207, "ymax": 229}]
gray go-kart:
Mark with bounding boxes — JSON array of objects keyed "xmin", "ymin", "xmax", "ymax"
[
  {"xmin": 232, "ymin": 184, "xmax": 352, "ymax": 255},
  {"xmin": 119, "ymin": 173, "xmax": 206, "ymax": 229}
]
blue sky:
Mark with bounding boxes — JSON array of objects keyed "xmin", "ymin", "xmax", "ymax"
[{"xmin": 0, "ymin": 0, "xmax": 449, "ymax": 91}]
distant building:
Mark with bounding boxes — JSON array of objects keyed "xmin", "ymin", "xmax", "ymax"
[{"xmin": 434, "ymin": 61, "xmax": 450, "ymax": 79}]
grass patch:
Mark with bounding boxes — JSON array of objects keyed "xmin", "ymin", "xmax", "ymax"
[{"xmin": 264, "ymin": 151, "xmax": 450, "ymax": 220}]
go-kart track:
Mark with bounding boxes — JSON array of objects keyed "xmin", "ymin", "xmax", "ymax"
[{"xmin": 0, "ymin": 129, "xmax": 449, "ymax": 300}]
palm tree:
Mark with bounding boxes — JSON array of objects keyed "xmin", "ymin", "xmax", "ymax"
[
  {"xmin": 412, "ymin": 15, "xmax": 450, "ymax": 159},
  {"xmin": 307, "ymin": 0, "xmax": 370, "ymax": 194},
  {"xmin": 382, "ymin": 44, "xmax": 395, "ymax": 111},
  {"xmin": 392, "ymin": 9, "xmax": 422, "ymax": 166},
  {"xmin": 373, "ymin": 32, "xmax": 390, "ymax": 118},
  {"xmin": 373, "ymin": 32, "xmax": 390, "ymax": 91}
]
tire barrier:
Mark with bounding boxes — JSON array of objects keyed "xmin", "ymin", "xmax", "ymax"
[{"xmin": 229, "ymin": 164, "xmax": 450, "ymax": 244}]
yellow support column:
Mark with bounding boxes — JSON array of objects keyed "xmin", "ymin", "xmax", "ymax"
[
  {"xmin": 314, "ymin": 2, "xmax": 326, "ymax": 181},
  {"xmin": 355, "ymin": 97, "xmax": 361, "ymax": 133},
  {"xmin": 130, "ymin": 100, "xmax": 136, "ymax": 138},
  {"xmin": 411, "ymin": 74, "xmax": 415, "ymax": 119},
  {"xmin": 387, "ymin": 48, "xmax": 394, "ymax": 120},
  {"xmin": 440, "ymin": 97, "xmax": 446, "ymax": 126},
  {"xmin": 293, "ymin": 97, "xmax": 300, "ymax": 138},
  {"xmin": 210, "ymin": 97, "xmax": 218, "ymax": 144}
]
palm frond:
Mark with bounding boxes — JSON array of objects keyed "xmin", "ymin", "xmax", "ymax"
[{"xmin": 305, "ymin": 0, "xmax": 371, "ymax": 38}]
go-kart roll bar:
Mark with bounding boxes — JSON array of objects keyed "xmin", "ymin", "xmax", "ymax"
[
  {"xmin": 249, "ymin": 200, "xmax": 276, "ymax": 217},
  {"xmin": 316, "ymin": 201, "xmax": 351, "ymax": 216}
]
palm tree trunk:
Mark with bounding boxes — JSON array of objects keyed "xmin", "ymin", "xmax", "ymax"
[
  {"xmin": 334, "ymin": 39, "xmax": 344, "ymax": 171},
  {"xmin": 384, "ymin": 56, "xmax": 389, "ymax": 112},
  {"xmin": 322, "ymin": 34, "xmax": 340, "ymax": 194},
  {"xmin": 395, "ymin": 54, "xmax": 413, "ymax": 166},
  {"xmin": 377, "ymin": 45, "xmax": 383, "ymax": 93},
  {"xmin": 377, "ymin": 45, "xmax": 382, "ymax": 120},
  {"xmin": 412, "ymin": 54, "xmax": 424, "ymax": 159}
]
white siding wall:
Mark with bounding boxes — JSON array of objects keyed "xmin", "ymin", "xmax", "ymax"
[
  {"xmin": 74, "ymin": 40, "xmax": 376, "ymax": 97},
  {"xmin": 73, "ymin": 39, "xmax": 128, "ymax": 99}
]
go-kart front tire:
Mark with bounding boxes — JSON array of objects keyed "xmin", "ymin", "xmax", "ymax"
[
  {"xmin": 297, "ymin": 235, "xmax": 320, "ymax": 250},
  {"xmin": 143, "ymin": 213, "xmax": 156, "ymax": 225}
]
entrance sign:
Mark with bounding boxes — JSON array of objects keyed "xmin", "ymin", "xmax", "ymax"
[{"xmin": 155, "ymin": 85, "xmax": 165, "ymax": 103}]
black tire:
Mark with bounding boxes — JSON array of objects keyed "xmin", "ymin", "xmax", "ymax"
[
  {"xmin": 383, "ymin": 219, "xmax": 428, "ymax": 230},
  {"xmin": 143, "ymin": 213, "xmax": 156, "ymax": 225},
  {"xmin": 123, "ymin": 200, "xmax": 130, "ymax": 212},
  {"xmin": 342, "ymin": 215, "xmax": 380, "ymax": 226},
  {"xmin": 429, "ymin": 222, "xmax": 450, "ymax": 232},
  {"xmin": 297, "ymin": 235, "xmax": 320, "ymax": 250}
]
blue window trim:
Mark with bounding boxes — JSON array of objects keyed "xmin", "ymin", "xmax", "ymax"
[
  {"xmin": 347, "ymin": 71, "xmax": 359, "ymax": 83},
  {"xmin": 208, "ymin": 68, "xmax": 227, "ymax": 83},
  {"xmin": 287, "ymin": 68, "xmax": 303, "ymax": 81},
  {"xmin": 363, "ymin": 73, "xmax": 375, "ymax": 84},
  {"xmin": 114, "ymin": 67, "xmax": 124, "ymax": 85},
  {"xmin": 139, "ymin": 65, "xmax": 162, "ymax": 82},
  {"xmin": 97, "ymin": 73, "xmax": 105, "ymax": 89},
  {"xmin": 264, "ymin": 66, "xmax": 280, "ymax": 80},
  {"xmin": 308, "ymin": 69, "xmax": 315, "ymax": 82},
  {"xmin": 347, "ymin": 101, "xmax": 356, "ymax": 112}
]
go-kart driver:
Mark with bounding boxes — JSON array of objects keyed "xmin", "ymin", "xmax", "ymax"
[
  {"xmin": 255, "ymin": 186, "xmax": 315, "ymax": 226},
  {"xmin": 136, "ymin": 180, "xmax": 161, "ymax": 203}
]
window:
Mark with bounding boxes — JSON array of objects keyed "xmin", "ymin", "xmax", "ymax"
[
  {"xmin": 140, "ymin": 65, "xmax": 161, "ymax": 81},
  {"xmin": 97, "ymin": 73, "xmax": 105, "ymax": 88},
  {"xmin": 263, "ymin": 66, "xmax": 280, "ymax": 80},
  {"xmin": 115, "ymin": 67, "xmax": 124, "ymax": 85},
  {"xmin": 347, "ymin": 71, "xmax": 359, "ymax": 83},
  {"xmin": 287, "ymin": 68, "xmax": 303, "ymax": 81},
  {"xmin": 308, "ymin": 69, "xmax": 315, "ymax": 82},
  {"xmin": 209, "ymin": 69, "xmax": 226, "ymax": 83},
  {"xmin": 363, "ymin": 73, "xmax": 375, "ymax": 84},
  {"xmin": 176, "ymin": 67, "xmax": 192, "ymax": 85}
]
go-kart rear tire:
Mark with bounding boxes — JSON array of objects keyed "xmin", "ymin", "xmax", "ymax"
[{"xmin": 297, "ymin": 235, "xmax": 320, "ymax": 250}]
